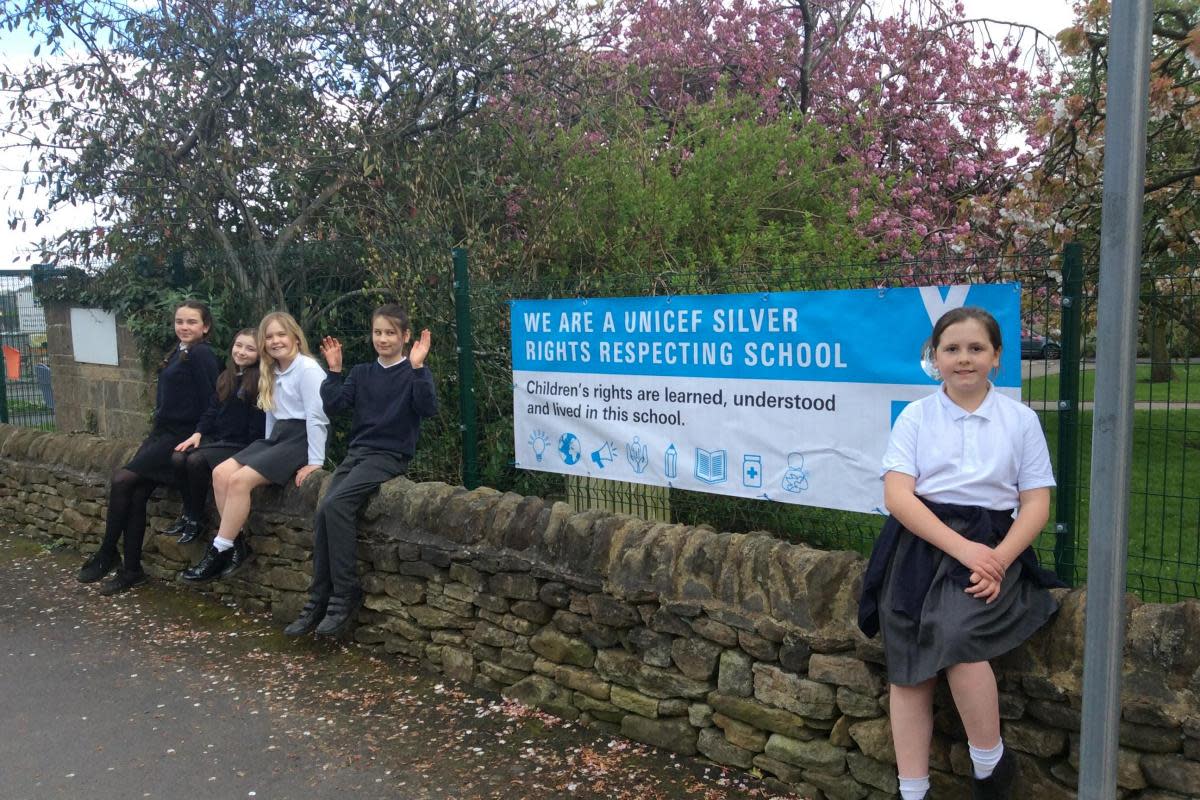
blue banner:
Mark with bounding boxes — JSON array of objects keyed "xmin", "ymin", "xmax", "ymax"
[{"xmin": 511, "ymin": 284, "xmax": 1021, "ymax": 387}]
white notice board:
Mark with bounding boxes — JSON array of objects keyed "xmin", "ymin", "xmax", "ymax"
[{"xmin": 69, "ymin": 308, "xmax": 120, "ymax": 366}]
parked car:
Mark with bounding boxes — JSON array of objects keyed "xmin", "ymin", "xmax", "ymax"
[{"xmin": 1021, "ymin": 330, "xmax": 1062, "ymax": 360}]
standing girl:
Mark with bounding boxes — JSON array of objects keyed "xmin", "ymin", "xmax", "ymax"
[
  {"xmin": 77, "ymin": 300, "xmax": 221, "ymax": 595},
  {"xmin": 857, "ymin": 307, "xmax": 1062, "ymax": 800},
  {"xmin": 284, "ymin": 304, "xmax": 437, "ymax": 637},
  {"xmin": 164, "ymin": 328, "xmax": 267, "ymax": 544},
  {"xmin": 181, "ymin": 311, "xmax": 328, "ymax": 582}
]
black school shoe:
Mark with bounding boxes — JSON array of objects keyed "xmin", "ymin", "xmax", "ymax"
[
  {"xmin": 98, "ymin": 569, "xmax": 148, "ymax": 596},
  {"xmin": 972, "ymin": 747, "xmax": 1017, "ymax": 800},
  {"xmin": 220, "ymin": 535, "xmax": 253, "ymax": 578},
  {"xmin": 176, "ymin": 517, "xmax": 203, "ymax": 545},
  {"xmin": 180, "ymin": 545, "xmax": 232, "ymax": 582},
  {"xmin": 78, "ymin": 549, "xmax": 121, "ymax": 583},
  {"xmin": 283, "ymin": 597, "xmax": 330, "ymax": 636},
  {"xmin": 315, "ymin": 592, "xmax": 363, "ymax": 637},
  {"xmin": 162, "ymin": 514, "xmax": 191, "ymax": 537}
]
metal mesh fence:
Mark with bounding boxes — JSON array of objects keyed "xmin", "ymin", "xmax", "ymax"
[
  {"xmin": 31, "ymin": 244, "xmax": 1200, "ymax": 601},
  {"xmin": 0, "ymin": 270, "xmax": 54, "ymax": 431}
]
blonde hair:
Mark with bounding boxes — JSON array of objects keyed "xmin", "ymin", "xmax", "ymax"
[{"xmin": 256, "ymin": 311, "xmax": 312, "ymax": 412}]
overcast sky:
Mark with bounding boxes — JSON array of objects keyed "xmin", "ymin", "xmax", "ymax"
[{"xmin": 0, "ymin": 0, "xmax": 1078, "ymax": 270}]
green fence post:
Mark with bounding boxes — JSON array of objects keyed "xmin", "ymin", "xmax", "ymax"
[
  {"xmin": 0, "ymin": 368, "xmax": 8, "ymax": 424},
  {"xmin": 1054, "ymin": 242, "xmax": 1084, "ymax": 584},
  {"xmin": 453, "ymin": 248, "xmax": 479, "ymax": 490}
]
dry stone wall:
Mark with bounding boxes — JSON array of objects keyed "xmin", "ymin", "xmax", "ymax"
[{"xmin": 2, "ymin": 423, "xmax": 1198, "ymax": 800}]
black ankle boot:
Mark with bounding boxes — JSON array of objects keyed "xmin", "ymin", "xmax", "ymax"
[
  {"xmin": 180, "ymin": 545, "xmax": 232, "ymax": 582},
  {"xmin": 284, "ymin": 597, "xmax": 329, "ymax": 636},
  {"xmin": 162, "ymin": 514, "xmax": 191, "ymax": 537},
  {"xmin": 972, "ymin": 747, "xmax": 1017, "ymax": 800},
  {"xmin": 176, "ymin": 517, "xmax": 203, "ymax": 545},
  {"xmin": 221, "ymin": 535, "xmax": 253, "ymax": 578},
  {"xmin": 98, "ymin": 568, "xmax": 148, "ymax": 596},
  {"xmin": 315, "ymin": 591, "xmax": 363, "ymax": 636},
  {"xmin": 78, "ymin": 549, "xmax": 121, "ymax": 583}
]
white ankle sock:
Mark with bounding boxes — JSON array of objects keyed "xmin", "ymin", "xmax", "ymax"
[
  {"xmin": 213, "ymin": 536, "xmax": 235, "ymax": 552},
  {"xmin": 969, "ymin": 739, "xmax": 1004, "ymax": 779},
  {"xmin": 898, "ymin": 775, "xmax": 930, "ymax": 800}
]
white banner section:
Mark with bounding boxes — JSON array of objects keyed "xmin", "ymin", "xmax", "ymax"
[{"xmin": 511, "ymin": 284, "xmax": 1021, "ymax": 514}]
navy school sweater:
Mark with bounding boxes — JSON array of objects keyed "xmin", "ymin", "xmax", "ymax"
[
  {"xmin": 155, "ymin": 342, "xmax": 221, "ymax": 427},
  {"xmin": 321, "ymin": 359, "xmax": 438, "ymax": 456},
  {"xmin": 195, "ymin": 377, "xmax": 267, "ymax": 446}
]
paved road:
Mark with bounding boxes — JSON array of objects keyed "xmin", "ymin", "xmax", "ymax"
[{"xmin": 0, "ymin": 535, "xmax": 795, "ymax": 800}]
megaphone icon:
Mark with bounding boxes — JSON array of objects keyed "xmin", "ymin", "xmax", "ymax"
[{"xmin": 590, "ymin": 442, "xmax": 616, "ymax": 469}]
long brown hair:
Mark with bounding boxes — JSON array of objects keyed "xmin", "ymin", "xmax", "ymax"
[
  {"xmin": 256, "ymin": 311, "xmax": 312, "ymax": 412},
  {"xmin": 215, "ymin": 328, "xmax": 261, "ymax": 405}
]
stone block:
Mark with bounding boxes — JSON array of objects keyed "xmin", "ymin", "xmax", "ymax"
[
  {"xmin": 611, "ymin": 685, "xmax": 659, "ymax": 718},
  {"xmin": 596, "ymin": 648, "xmax": 712, "ymax": 700},
  {"xmin": 587, "ymin": 595, "xmax": 640, "ymax": 628},
  {"xmin": 554, "ymin": 664, "xmax": 610, "ymax": 701},
  {"xmin": 764, "ymin": 733, "xmax": 846, "ymax": 773},
  {"xmin": 697, "ymin": 727, "xmax": 755, "ymax": 769},
  {"xmin": 718, "ymin": 649, "xmax": 754, "ymax": 696},
  {"xmin": 442, "ymin": 647, "xmax": 475, "ymax": 683},
  {"xmin": 706, "ymin": 692, "xmax": 811, "ymax": 740},
  {"xmin": 408, "ymin": 604, "xmax": 472, "ymax": 630},
  {"xmin": 711, "ymin": 712, "xmax": 768, "ymax": 751},
  {"xmin": 1140, "ymin": 753, "xmax": 1200, "ymax": 795},
  {"xmin": 627, "ymin": 627, "xmax": 673, "ymax": 668},
  {"xmin": 691, "ymin": 617, "xmax": 739, "ymax": 647},
  {"xmin": 620, "ymin": 715, "xmax": 697, "ymax": 756},
  {"xmin": 671, "ymin": 637, "xmax": 722, "ymax": 681},
  {"xmin": 478, "ymin": 661, "xmax": 527, "ymax": 687},
  {"xmin": 737, "ymin": 630, "xmax": 778, "ymax": 662},
  {"xmin": 810, "ymin": 654, "xmax": 883, "ymax": 696},
  {"xmin": 473, "ymin": 621, "xmax": 518, "ymax": 649},
  {"xmin": 847, "ymin": 752, "xmax": 897, "ymax": 793},
  {"xmin": 529, "ymin": 628, "xmax": 595, "ymax": 668},
  {"xmin": 510, "ymin": 600, "xmax": 553, "ymax": 625},
  {"xmin": 836, "ymin": 686, "xmax": 880, "ymax": 718},
  {"xmin": 489, "ymin": 572, "xmax": 538, "ymax": 600},
  {"xmin": 754, "ymin": 662, "xmax": 837, "ymax": 720},
  {"xmin": 538, "ymin": 581, "xmax": 571, "ymax": 608},
  {"xmin": 574, "ymin": 694, "xmax": 624, "ymax": 723}
]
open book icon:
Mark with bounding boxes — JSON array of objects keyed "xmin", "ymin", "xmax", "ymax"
[{"xmin": 695, "ymin": 448, "xmax": 728, "ymax": 484}]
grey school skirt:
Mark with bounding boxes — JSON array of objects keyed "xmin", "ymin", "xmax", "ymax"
[
  {"xmin": 878, "ymin": 520, "xmax": 1059, "ymax": 686},
  {"xmin": 231, "ymin": 419, "xmax": 309, "ymax": 486}
]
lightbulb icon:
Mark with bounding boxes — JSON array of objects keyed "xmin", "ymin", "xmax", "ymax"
[{"xmin": 529, "ymin": 430, "xmax": 550, "ymax": 462}]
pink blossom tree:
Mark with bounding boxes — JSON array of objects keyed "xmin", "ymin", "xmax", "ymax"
[{"xmin": 585, "ymin": 0, "xmax": 1060, "ymax": 258}]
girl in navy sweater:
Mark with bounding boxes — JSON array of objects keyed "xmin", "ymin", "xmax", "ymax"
[
  {"xmin": 164, "ymin": 328, "xmax": 267, "ymax": 544},
  {"xmin": 284, "ymin": 303, "xmax": 438, "ymax": 637},
  {"xmin": 77, "ymin": 300, "xmax": 221, "ymax": 594}
]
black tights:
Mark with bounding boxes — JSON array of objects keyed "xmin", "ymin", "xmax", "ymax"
[
  {"xmin": 99, "ymin": 469, "xmax": 157, "ymax": 571},
  {"xmin": 170, "ymin": 449, "xmax": 214, "ymax": 519}
]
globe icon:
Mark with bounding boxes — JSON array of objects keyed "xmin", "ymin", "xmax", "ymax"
[{"xmin": 557, "ymin": 433, "xmax": 581, "ymax": 465}]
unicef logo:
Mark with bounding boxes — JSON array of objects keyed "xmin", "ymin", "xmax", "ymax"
[{"xmin": 557, "ymin": 433, "xmax": 581, "ymax": 465}]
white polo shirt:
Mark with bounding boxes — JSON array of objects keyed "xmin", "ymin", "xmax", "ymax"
[
  {"xmin": 265, "ymin": 353, "xmax": 330, "ymax": 466},
  {"xmin": 881, "ymin": 385, "xmax": 1055, "ymax": 511}
]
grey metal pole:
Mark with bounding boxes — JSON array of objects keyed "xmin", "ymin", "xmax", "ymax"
[{"xmin": 1078, "ymin": 0, "xmax": 1154, "ymax": 797}]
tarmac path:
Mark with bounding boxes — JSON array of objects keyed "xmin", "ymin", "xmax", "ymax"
[{"xmin": 0, "ymin": 535, "xmax": 797, "ymax": 800}]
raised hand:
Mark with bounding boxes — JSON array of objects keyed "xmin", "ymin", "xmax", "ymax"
[
  {"xmin": 409, "ymin": 329, "xmax": 431, "ymax": 369},
  {"xmin": 319, "ymin": 336, "xmax": 343, "ymax": 372}
]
